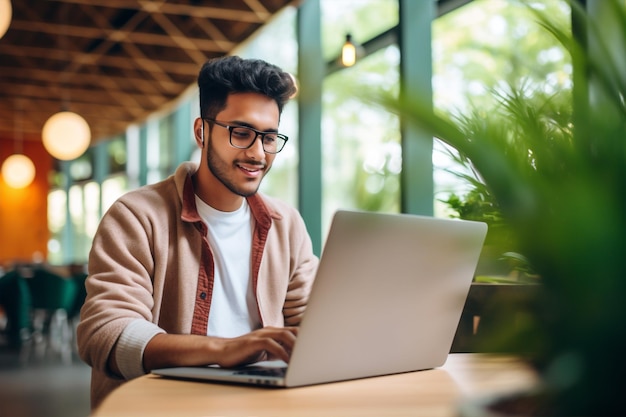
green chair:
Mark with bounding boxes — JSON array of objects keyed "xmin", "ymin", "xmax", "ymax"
[
  {"xmin": 22, "ymin": 268, "xmax": 78, "ymax": 363},
  {"xmin": 0, "ymin": 270, "xmax": 32, "ymax": 350}
]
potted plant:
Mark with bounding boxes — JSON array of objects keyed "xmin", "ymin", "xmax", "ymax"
[{"xmin": 373, "ymin": 1, "xmax": 626, "ymax": 415}]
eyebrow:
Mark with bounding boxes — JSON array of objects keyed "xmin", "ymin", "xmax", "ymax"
[{"xmin": 227, "ymin": 120, "xmax": 279, "ymax": 133}]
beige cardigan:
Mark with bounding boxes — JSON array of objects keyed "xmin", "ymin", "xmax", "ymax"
[{"xmin": 77, "ymin": 162, "xmax": 318, "ymax": 408}]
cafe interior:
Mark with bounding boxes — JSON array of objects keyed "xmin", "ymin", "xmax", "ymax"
[{"xmin": 1, "ymin": 0, "xmax": 623, "ymax": 416}]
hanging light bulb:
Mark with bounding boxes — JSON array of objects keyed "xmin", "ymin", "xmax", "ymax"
[
  {"xmin": 3, "ymin": 99, "xmax": 35, "ymax": 189},
  {"xmin": 0, "ymin": 0, "xmax": 11, "ymax": 39},
  {"xmin": 341, "ymin": 34, "xmax": 357, "ymax": 67},
  {"xmin": 41, "ymin": 5, "xmax": 91, "ymax": 161},
  {"xmin": 1, "ymin": 154, "xmax": 35, "ymax": 189},
  {"xmin": 42, "ymin": 111, "xmax": 91, "ymax": 160}
]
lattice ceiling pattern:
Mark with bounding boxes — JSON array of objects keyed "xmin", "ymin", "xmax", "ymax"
[{"xmin": 0, "ymin": 0, "xmax": 295, "ymax": 143}]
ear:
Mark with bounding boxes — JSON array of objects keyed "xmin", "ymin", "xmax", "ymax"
[{"xmin": 193, "ymin": 118, "xmax": 204, "ymax": 148}]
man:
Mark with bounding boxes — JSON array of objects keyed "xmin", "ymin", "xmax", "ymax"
[{"xmin": 77, "ymin": 56, "xmax": 319, "ymax": 409}]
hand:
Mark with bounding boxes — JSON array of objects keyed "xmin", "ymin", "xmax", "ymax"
[
  {"xmin": 140, "ymin": 326, "xmax": 298, "ymax": 373},
  {"xmin": 214, "ymin": 326, "xmax": 298, "ymax": 368}
]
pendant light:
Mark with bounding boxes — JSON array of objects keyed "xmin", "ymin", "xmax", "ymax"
[
  {"xmin": 42, "ymin": 111, "xmax": 91, "ymax": 160},
  {"xmin": 341, "ymin": 34, "xmax": 357, "ymax": 67},
  {"xmin": 1, "ymin": 154, "xmax": 35, "ymax": 189},
  {"xmin": 42, "ymin": 3, "xmax": 91, "ymax": 161},
  {"xmin": 0, "ymin": 0, "xmax": 11, "ymax": 39},
  {"xmin": 1, "ymin": 100, "xmax": 36, "ymax": 189}
]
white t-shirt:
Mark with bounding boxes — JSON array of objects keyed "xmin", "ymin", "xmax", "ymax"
[{"xmin": 194, "ymin": 196, "xmax": 261, "ymax": 338}]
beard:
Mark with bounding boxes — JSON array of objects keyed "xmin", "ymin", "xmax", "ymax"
[{"xmin": 205, "ymin": 138, "xmax": 270, "ymax": 197}]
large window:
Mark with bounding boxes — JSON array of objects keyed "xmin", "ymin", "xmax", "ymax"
[
  {"xmin": 45, "ymin": 0, "xmax": 573, "ymax": 265},
  {"xmin": 321, "ymin": 0, "xmax": 400, "ymax": 233}
]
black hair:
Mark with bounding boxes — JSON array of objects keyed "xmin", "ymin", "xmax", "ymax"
[{"xmin": 197, "ymin": 55, "xmax": 297, "ymax": 119}]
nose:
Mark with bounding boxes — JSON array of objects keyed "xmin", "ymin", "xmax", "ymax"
[{"xmin": 245, "ymin": 134, "xmax": 266, "ymax": 160}]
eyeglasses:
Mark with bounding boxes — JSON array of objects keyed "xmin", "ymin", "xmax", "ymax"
[{"xmin": 203, "ymin": 118, "xmax": 288, "ymax": 154}]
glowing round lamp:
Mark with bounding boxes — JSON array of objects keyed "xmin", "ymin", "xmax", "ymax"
[
  {"xmin": 42, "ymin": 111, "xmax": 91, "ymax": 160},
  {"xmin": 1, "ymin": 154, "xmax": 36, "ymax": 189},
  {"xmin": 0, "ymin": 0, "xmax": 11, "ymax": 39}
]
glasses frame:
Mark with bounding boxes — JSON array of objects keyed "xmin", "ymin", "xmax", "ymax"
[{"xmin": 203, "ymin": 118, "xmax": 288, "ymax": 154}]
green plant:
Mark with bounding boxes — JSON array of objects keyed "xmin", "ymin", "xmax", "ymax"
[
  {"xmin": 372, "ymin": 1, "xmax": 626, "ymax": 415},
  {"xmin": 441, "ymin": 107, "xmax": 542, "ymax": 282},
  {"xmin": 443, "ymin": 187, "xmax": 537, "ymax": 281}
]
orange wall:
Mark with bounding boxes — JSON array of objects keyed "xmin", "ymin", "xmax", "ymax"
[{"xmin": 0, "ymin": 135, "xmax": 52, "ymax": 267}]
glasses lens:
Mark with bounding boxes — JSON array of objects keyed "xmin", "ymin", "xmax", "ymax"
[
  {"xmin": 228, "ymin": 126, "xmax": 286, "ymax": 153},
  {"xmin": 230, "ymin": 126, "xmax": 255, "ymax": 147},
  {"xmin": 261, "ymin": 133, "xmax": 281, "ymax": 153}
]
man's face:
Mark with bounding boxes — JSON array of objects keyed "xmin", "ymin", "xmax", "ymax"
[{"xmin": 203, "ymin": 92, "xmax": 280, "ymax": 198}]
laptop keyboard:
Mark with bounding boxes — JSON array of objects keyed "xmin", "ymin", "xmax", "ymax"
[{"xmin": 234, "ymin": 367, "xmax": 287, "ymax": 378}]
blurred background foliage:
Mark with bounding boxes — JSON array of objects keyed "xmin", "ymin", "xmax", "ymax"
[
  {"xmin": 319, "ymin": 0, "xmax": 572, "ymax": 281},
  {"xmin": 317, "ymin": 0, "xmax": 571, "ymax": 235},
  {"xmin": 373, "ymin": 1, "xmax": 626, "ymax": 415}
]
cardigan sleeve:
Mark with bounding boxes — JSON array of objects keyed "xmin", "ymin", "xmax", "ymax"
[
  {"xmin": 116, "ymin": 319, "xmax": 165, "ymax": 379},
  {"xmin": 76, "ymin": 198, "xmax": 162, "ymax": 378}
]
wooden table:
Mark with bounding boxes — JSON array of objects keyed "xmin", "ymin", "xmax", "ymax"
[{"xmin": 92, "ymin": 354, "xmax": 537, "ymax": 417}]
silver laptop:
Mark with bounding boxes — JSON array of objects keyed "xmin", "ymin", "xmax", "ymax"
[{"xmin": 153, "ymin": 210, "xmax": 487, "ymax": 387}]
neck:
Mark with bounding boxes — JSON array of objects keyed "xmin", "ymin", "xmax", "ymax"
[{"xmin": 192, "ymin": 171, "xmax": 245, "ymax": 212}]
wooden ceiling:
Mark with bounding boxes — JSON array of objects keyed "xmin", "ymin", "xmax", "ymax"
[{"xmin": 0, "ymin": 0, "xmax": 296, "ymax": 144}]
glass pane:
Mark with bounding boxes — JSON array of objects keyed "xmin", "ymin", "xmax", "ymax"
[
  {"xmin": 47, "ymin": 189, "xmax": 67, "ymax": 265},
  {"xmin": 102, "ymin": 175, "xmax": 128, "ymax": 214},
  {"xmin": 433, "ymin": 0, "xmax": 571, "ymax": 114},
  {"xmin": 322, "ymin": 45, "xmax": 401, "ymax": 234},
  {"xmin": 234, "ymin": 6, "xmax": 299, "ymax": 207},
  {"xmin": 84, "ymin": 182, "xmax": 100, "ymax": 239},
  {"xmin": 431, "ymin": 0, "xmax": 571, "ymax": 215},
  {"xmin": 146, "ymin": 117, "xmax": 162, "ymax": 184},
  {"xmin": 321, "ymin": 0, "xmax": 398, "ymax": 62},
  {"xmin": 158, "ymin": 112, "xmax": 175, "ymax": 177},
  {"xmin": 69, "ymin": 185, "xmax": 84, "ymax": 228},
  {"xmin": 108, "ymin": 135, "xmax": 127, "ymax": 174},
  {"xmin": 49, "ymin": 160, "xmax": 66, "ymax": 189},
  {"xmin": 69, "ymin": 151, "xmax": 94, "ymax": 182},
  {"xmin": 69, "ymin": 185, "xmax": 88, "ymax": 263}
]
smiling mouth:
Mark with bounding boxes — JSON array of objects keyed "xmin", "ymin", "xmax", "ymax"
[{"xmin": 237, "ymin": 162, "xmax": 265, "ymax": 175}]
